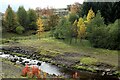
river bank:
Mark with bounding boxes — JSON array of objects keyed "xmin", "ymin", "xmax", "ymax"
[
  {"xmin": 0, "ymin": 55, "xmax": 62, "ymax": 79},
  {"xmin": 1, "ymin": 45, "xmax": 120, "ymax": 80}
]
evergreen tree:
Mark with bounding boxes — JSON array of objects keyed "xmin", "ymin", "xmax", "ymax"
[
  {"xmin": 4, "ymin": 5, "xmax": 18, "ymax": 32},
  {"xmin": 53, "ymin": 17, "xmax": 72, "ymax": 42},
  {"xmin": 107, "ymin": 19, "xmax": 120, "ymax": 50},
  {"xmin": 81, "ymin": 1, "xmax": 120, "ymax": 24},
  {"xmin": 87, "ymin": 11, "xmax": 107, "ymax": 48},
  {"xmin": 68, "ymin": 13, "xmax": 79, "ymax": 24},
  {"xmin": 17, "ymin": 6, "xmax": 28, "ymax": 30},
  {"xmin": 28, "ymin": 9, "xmax": 37, "ymax": 30},
  {"xmin": 87, "ymin": 10, "xmax": 105, "ymax": 32}
]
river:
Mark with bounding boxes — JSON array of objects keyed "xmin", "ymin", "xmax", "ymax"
[{"xmin": 0, "ymin": 51, "xmax": 119, "ymax": 80}]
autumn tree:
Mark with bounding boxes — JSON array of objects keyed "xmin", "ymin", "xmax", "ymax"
[
  {"xmin": 4, "ymin": 5, "xmax": 18, "ymax": 32},
  {"xmin": 86, "ymin": 8, "xmax": 95, "ymax": 23},
  {"xmin": 77, "ymin": 17, "xmax": 86, "ymax": 41},
  {"xmin": 36, "ymin": 17, "xmax": 44, "ymax": 39},
  {"xmin": 72, "ymin": 20, "xmax": 78, "ymax": 43},
  {"xmin": 48, "ymin": 14, "xmax": 59, "ymax": 31},
  {"xmin": 87, "ymin": 10, "xmax": 104, "ymax": 33},
  {"xmin": 17, "ymin": 6, "xmax": 28, "ymax": 30}
]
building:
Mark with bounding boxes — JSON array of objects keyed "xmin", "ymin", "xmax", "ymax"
[
  {"xmin": 36, "ymin": 2, "xmax": 81, "ymax": 17},
  {"xmin": 36, "ymin": 7, "xmax": 69, "ymax": 17},
  {"xmin": 53, "ymin": 8, "xmax": 69, "ymax": 16},
  {"xmin": 36, "ymin": 7, "xmax": 54, "ymax": 17}
]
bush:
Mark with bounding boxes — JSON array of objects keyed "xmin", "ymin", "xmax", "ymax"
[
  {"xmin": 29, "ymin": 22, "xmax": 37, "ymax": 30},
  {"xmin": 53, "ymin": 17, "xmax": 72, "ymax": 40},
  {"xmin": 106, "ymin": 19, "xmax": 120, "ymax": 50},
  {"xmin": 68, "ymin": 13, "xmax": 79, "ymax": 24},
  {"xmin": 88, "ymin": 27, "xmax": 107, "ymax": 48},
  {"xmin": 16, "ymin": 26, "xmax": 25, "ymax": 34}
]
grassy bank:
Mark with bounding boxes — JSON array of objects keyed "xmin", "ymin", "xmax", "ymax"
[
  {"xmin": 0, "ymin": 58, "xmax": 24, "ymax": 78},
  {"xmin": 2, "ymin": 32, "xmax": 119, "ymax": 69}
]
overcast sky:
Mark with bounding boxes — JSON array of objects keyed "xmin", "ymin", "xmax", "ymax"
[{"xmin": 0, "ymin": 0, "xmax": 84, "ymax": 13}]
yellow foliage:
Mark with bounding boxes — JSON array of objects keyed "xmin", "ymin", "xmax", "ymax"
[
  {"xmin": 36, "ymin": 17, "xmax": 44, "ymax": 34},
  {"xmin": 43, "ymin": 72, "xmax": 47, "ymax": 78},
  {"xmin": 77, "ymin": 18, "xmax": 86, "ymax": 39},
  {"xmin": 87, "ymin": 8, "xmax": 95, "ymax": 23},
  {"xmin": 72, "ymin": 20, "xmax": 78, "ymax": 36},
  {"xmin": 73, "ymin": 20, "xmax": 77, "ymax": 26}
]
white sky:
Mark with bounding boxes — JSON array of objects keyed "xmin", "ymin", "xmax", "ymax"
[{"xmin": 0, "ymin": 0, "xmax": 84, "ymax": 13}]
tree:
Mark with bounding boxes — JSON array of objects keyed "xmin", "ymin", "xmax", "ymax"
[
  {"xmin": 36, "ymin": 17, "xmax": 44, "ymax": 39},
  {"xmin": 106, "ymin": 19, "xmax": 120, "ymax": 50},
  {"xmin": 68, "ymin": 13, "xmax": 79, "ymax": 24},
  {"xmin": 87, "ymin": 11, "xmax": 105, "ymax": 33},
  {"xmin": 53, "ymin": 17, "xmax": 73, "ymax": 43},
  {"xmin": 81, "ymin": 1, "xmax": 120, "ymax": 24},
  {"xmin": 48, "ymin": 14, "xmax": 59, "ymax": 31},
  {"xmin": 28, "ymin": 9, "xmax": 37, "ymax": 30},
  {"xmin": 72, "ymin": 20, "xmax": 78, "ymax": 43},
  {"xmin": 4, "ymin": 5, "xmax": 18, "ymax": 32},
  {"xmin": 77, "ymin": 17, "xmax": 86, "ymax": 41},
  {"xmin": 87, "ymin": 11, "xmax": 107, "ymax": 48},
  {"xmin": 86, "ymin": 8, "xmax": 95, "ymax": 23},
  {"xmin": 17, "ymin": 6, "xmax": 28, "ymax": 30}
]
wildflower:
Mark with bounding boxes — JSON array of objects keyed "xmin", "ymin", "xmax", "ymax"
[
  {"xmin": 21, "ymin": 64, "xmax": 30, "ymax": 77},
  {"xmin": 31, "ymin": 65, "xmax": 40, "ymax": 78}
]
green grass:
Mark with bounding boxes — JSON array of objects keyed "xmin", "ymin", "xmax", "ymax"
[
  {"xmin": 80, "ymin": 57, "xmax": 98, "ymax": 65},
  {"xmin": 17, "ymin": 37, "xmax": 118, "ymax": 67},
  {"xmin": 73, "ymin": 65, "xmax": 96, "ymax": 72},
  {"xmin": 2, "ymin": 31, "xmax": 119, "ymax": 67},
  {"xmin": 2, "ymin": 30, "xmax": 36, "ymax": 39}
]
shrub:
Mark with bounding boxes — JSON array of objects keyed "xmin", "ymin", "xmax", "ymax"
[
  {"xmin": 16, "ymin": 26, "xmax": 25, "ymax": 34},
  {"xmin": 21, "ymin": 64, "xmax": 30, "ymax": 77},
  {"xmin": 53, "ymin": 17, "xmax": 72, "ymax": 40},
  {"xmin": 21, "ymin": 65, "xmax": 41, "ymax": 78},
  {"xmin": 68, "ymin": 13, "xmax": 79, "ymax": 24},
  {"xmin": 106, "ymin": 19, "xmax": 120, "ymax": 50},
  {"xmin": 29, "ymin": 22, "xmax": 37, "ymax": 30},
  {"xmin": 31, "ymin": 66, "xmax": 40, "ymax": 78}
]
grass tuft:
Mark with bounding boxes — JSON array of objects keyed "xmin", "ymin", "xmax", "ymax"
[{"xmin": 80, "ymin": 57, "xmax": 98, "ymax": 65}]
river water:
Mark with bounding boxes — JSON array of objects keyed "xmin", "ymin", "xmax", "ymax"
[{"xmin": 0, "ymin": 52, "xmax": 119, "ymax": 80}]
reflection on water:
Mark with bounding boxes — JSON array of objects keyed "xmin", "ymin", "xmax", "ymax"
[{"xmin": 39, "ymin": 62, "xmax": 62, "ymax": 76}]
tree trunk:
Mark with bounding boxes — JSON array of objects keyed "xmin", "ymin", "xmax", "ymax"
[{"xmin": 70, "ymin": 38, "xmax": 72, "ymax": 44}]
